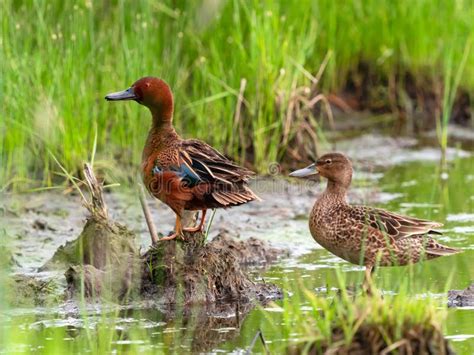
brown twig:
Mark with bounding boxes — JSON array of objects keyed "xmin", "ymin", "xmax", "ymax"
[
  {"xmin": 138, "ymin": 183, "xmax": 159, "ymax": 244},
  {"xmin": 83, "ymin": 163, "xmax": 108, "ymax": 219}
]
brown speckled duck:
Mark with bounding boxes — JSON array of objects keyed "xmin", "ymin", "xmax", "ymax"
[
  {"xmin": 290, "ymin": 152, "xmax": 460, "ymax": 284},
  {"xmin": 106, "ymin": 77, "xmax": 260, "ymax": 241}
]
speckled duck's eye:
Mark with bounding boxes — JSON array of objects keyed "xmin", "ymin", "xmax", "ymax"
[{"xmin": 325, "ymin": 159, "xmax": 332, "ymax": 164}]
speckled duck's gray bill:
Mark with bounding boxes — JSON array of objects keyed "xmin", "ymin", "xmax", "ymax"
[{"xmin": 289, "ymin": 163, "xmax": 318, "ymax": 178}]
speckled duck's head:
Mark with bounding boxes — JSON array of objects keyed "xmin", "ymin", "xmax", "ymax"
[
  {"xmin": 105, "ymin": 77, "xmax": 174, "ymax": 124},
  {"xmin": 290, "ymin": 152, "xmax": 353, "ymax": 189}
]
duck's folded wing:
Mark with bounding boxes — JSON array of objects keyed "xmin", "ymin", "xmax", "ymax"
[
  {"xmin": 178, "ymin": 139, "xmax": 255, "ymax": 185},
  {"xmin": 178, "ymin": 139, "xmax": 260, "ymax": 206},
  {"xmin": 349, "ymin": 206, "xmax": 443, "ymax": 239}
]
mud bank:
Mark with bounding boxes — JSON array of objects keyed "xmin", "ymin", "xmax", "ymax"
[
  {"xmin": 60, "ymin": 228, "xmax": 283, "ymax": 304},
  {"xmin": 140, "ymin": 232, "xmax": 283, "ymax": 304},
  {"xmin": 10, "ymin": 165, "xmax": 284, "ymax": 307}
]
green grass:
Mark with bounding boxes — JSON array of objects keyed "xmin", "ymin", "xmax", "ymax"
[
  {"xmin": 271, "ymin": 275, "xmax": 449, "ymax": 353},
  {"xmin": 2, "ymin": 0, "xmax": 474, "ymax": 188}
]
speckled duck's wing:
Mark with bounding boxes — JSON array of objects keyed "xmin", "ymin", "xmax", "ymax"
[
  {"xmin": 349, "ymin": 206, "xmax": 443, "ymax": 239},
  {"xmin": 342, "ymin": 206, "xmax": 459, "ymax": 266},
  {"xmin": 178, "ymin": 139, "xmax": 260, "ymax": 206}
]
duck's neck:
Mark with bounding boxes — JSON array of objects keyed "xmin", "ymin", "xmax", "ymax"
[
  {"xmin": 142, "ymin": 108, "xmax": 179, "ymax": 162},
  {"xmin": 151, "ymin": 110, "xmax": 174, "ymax": 132},
  {"xmin": 322, "ymin": 180, "xmax": 348, "ymax": 203}
]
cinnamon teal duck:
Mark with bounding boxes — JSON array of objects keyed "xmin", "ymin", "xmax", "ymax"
[
  {"xmin": 106, "ymin": 77, "xmax": 260, "ymax": 241},
  {"xmin": 290, "ymin": 152, "xmax": 460, "ymax": 285}
]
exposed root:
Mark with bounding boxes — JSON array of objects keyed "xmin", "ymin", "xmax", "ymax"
[{"xmin": 211, "ymin": 230, "xmax": 287, "ymax": 266}]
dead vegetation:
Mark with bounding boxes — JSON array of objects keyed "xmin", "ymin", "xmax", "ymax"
[
  {"xmin": 340, "ymin": 63, "xmax": 471, "ymax": 133},
  {"xmin": 273, "ymin": 61, "xmax": 473, "ymax": 170}
]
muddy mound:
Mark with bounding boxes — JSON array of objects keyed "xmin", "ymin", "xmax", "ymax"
[
  {"xmin": 41, "ymin": 218, "xmax": 138, "ymax": 271},
  {"xmin": 141, "ymin": 230, "xmax": 282, "ymax": 304},
  {"xmin": 37, "ymin": 165, "xmax": 141, "ymax": 301},
  {"xmin": 42, "ymin": 214, "xmax": 141, "ymax": 301},
  {"xmin": 6, "ymin": 274, "xmax": 64, "ymax": 307},
  {"xmin": 36, "ymin": 164, "xmax": 282, "ymax": 305},
  {"xmin": 211, "ymin": 230, "xmax": 287, "ymax": 266}
]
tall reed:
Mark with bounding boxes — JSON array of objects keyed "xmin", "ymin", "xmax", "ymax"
[{"xmin": 2, "ymin": 0, "xmax": 474, "ymax": 186}]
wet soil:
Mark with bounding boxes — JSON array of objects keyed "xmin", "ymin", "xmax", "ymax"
[{"xmin": 16, "ymin": 166, "xmax": 285, "ymax": 307}]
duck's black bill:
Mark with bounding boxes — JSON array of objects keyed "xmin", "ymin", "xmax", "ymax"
[
  {"xmin": 289, "ymin": 163, "xmax": 318, "ymax": 178},
  {"xmin": 105, "ymin": 87, "xmax": 137, "ymax": 101}
]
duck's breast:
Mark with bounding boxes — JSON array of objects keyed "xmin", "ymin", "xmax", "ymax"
[{"xmin": 309, "ymin": 203, "xmax": 365, "ymax": 265}]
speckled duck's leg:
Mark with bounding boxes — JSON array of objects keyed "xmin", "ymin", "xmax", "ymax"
[
  {"xmin": 183, "ymin": 209, "xmax": 207, "ymax": 233},
  {"xmin": 363, "ymin": 266, "xmax": 375, "ymax": 295},
  {"xmin": 159, "ymin": 215, "xmax": 184, "ymax": 241}
]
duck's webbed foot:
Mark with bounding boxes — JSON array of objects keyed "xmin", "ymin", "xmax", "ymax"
[
  {"xmin": 182, "ymin": 226, "xmax": 202, "ymax": 233},
  {"xmin": 158, "ymin": 214, "xmax": 187, "ymax": 242},
  {"xmin": 182, "ymin": 209, "xmax": 207, "ymax": 233},
  {"xmin": 159, "ymin": 233, "xmax": 180, "ymax": 241}
]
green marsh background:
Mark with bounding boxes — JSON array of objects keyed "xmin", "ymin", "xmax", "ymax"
[{"xmin": 2, "ymin": 0, "xmax": 474, "ymax": 185}]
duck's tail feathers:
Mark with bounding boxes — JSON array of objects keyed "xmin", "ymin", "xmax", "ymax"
[{"xmin": 426, "ymin": 245, "xmax": 462, "ymax": 257}]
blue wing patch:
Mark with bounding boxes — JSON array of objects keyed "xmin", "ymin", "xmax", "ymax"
[
  {"xmin": 153, "ymin": 163, "xmax": 201, "ymax": 187},
  {"xmin": 177, "ymin": 163, "xmax": 201, "ymax": 186},
  {"xmin": 152, "ymin": 166, "xmax": 162, "ymax": 175}
]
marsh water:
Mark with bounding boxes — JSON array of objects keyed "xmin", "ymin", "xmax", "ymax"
[{"xmin": 1, "ymin": 134, "xmax": 473, "ymax": 353}]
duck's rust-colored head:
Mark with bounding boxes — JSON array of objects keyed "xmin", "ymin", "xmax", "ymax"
[
  {"xmin": 290, "ymin": 152, "xmax": 353, "ymax": 188},
  {"xmin": 105, "ymin": 77, "xmax": 174, "ymax": 123}
]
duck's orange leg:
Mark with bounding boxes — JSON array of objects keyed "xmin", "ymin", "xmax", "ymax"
[
  {"xmin": 159, "ymin": 215, "xmax": 183, "ymax": 241},
  {"xmin": 183, "ymin": 209, "xmax": 207, "ymax": 233}
]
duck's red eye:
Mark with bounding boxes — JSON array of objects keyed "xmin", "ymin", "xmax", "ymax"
[{"xmin": 145, "ymin": 82, "xmax": 151, "ymax": 88}]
